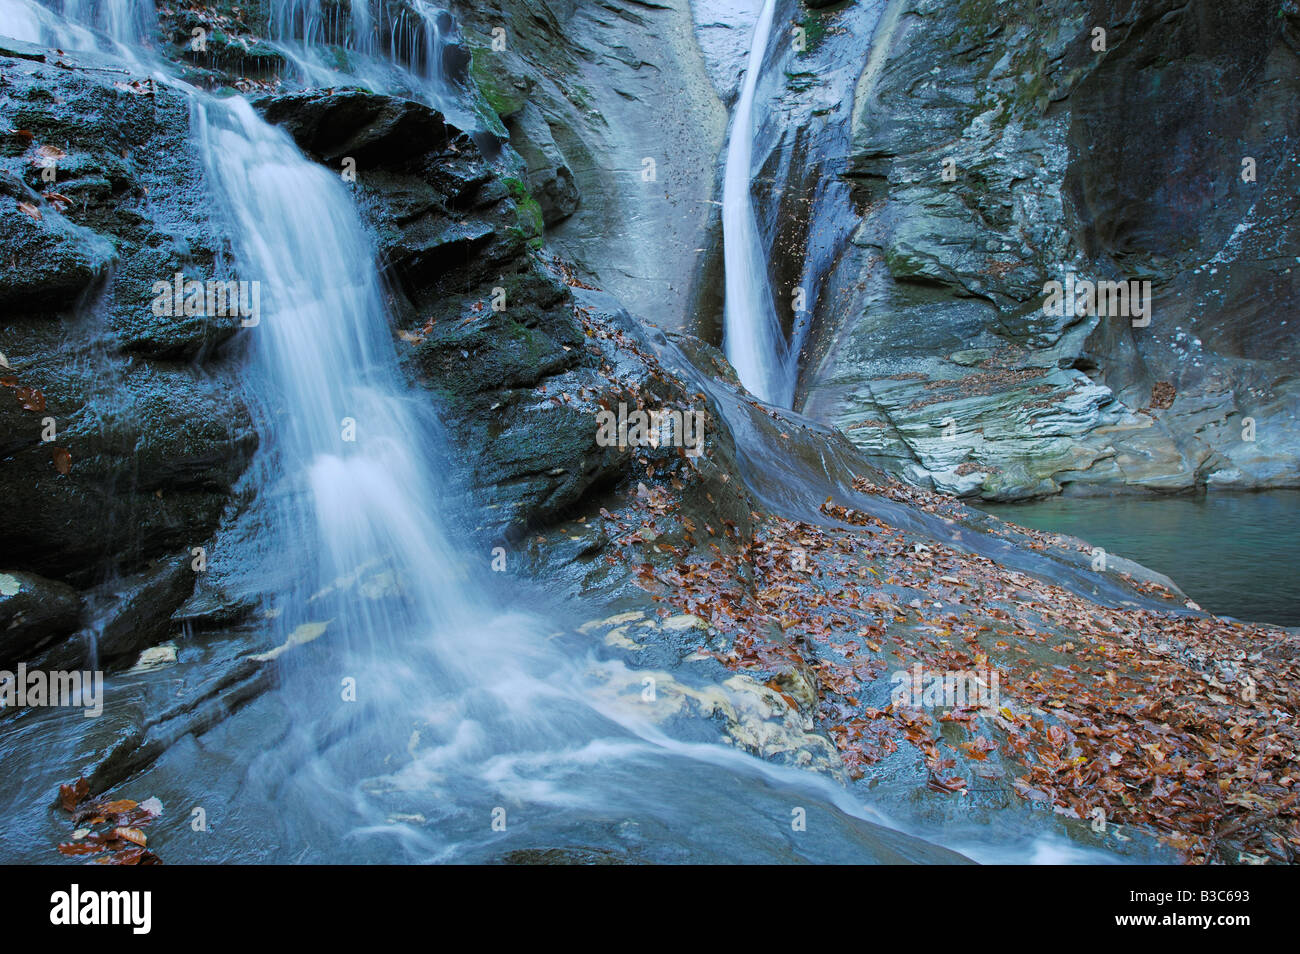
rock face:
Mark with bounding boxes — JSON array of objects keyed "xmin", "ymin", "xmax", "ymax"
[
  {"xmin": 0, "ymin": 570, "xmax": 81, "ymax": 667},
  {"xmin": 743, "ymin": 0, "xmax": 1300, "ymax": 499},
  {"xmin": 448, "ymin": 0, "xmax": 728, "ymax": 333},
  {"xmin": 0, "ymin": 40, "xmax": 257, "ymax": 668},
  {"xmin": 4, "ymin": 1, "xmax": 1298, "ymax": 866}
]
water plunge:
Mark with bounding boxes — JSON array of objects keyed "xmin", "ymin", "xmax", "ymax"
[
  {"xmin": 721, "ymin": 0, "xmax": 790, "ymax": 408},
  {"xmin": 0, "ymin": 0, "xmax": 1006, "ymax": 864}
]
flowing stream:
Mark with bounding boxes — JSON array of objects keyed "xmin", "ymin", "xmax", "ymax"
[
  {"xmin": 721, "ymin": 0, "xmax": 789, "ymax": 407},
  {"xmin": 267, "ymin": 0, "xmax": 456, "ymax": 113},
  {"xmin": 0, "ymin": 0, "xmax": 1033, "ymax": 864}
]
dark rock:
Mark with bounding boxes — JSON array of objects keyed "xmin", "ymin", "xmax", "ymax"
[
  {"xmin": 91, "ymin": 555, "xmax": 196, "ymax": 666},
  {"xmin": 0, "ymin": 193, "xmax": 115, "ymax": 312},
  {"xmin": 0, "ymin": 570, "xmax": 82, "ymax": 667},
  {"xmin": 256, "ymin": 90, "xmax": 457, "ymax": 167},
  {"xmin": 0, "ymin": 49, "xmax": 256, "ymax": 662}
]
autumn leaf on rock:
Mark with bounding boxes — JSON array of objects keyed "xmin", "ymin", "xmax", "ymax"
[
  {"xmin": 14, "ymin": 385, "xmax": 44, "ymax": 411},
  {"xmin": 113, "ymin": 827, "xmax": 147, "ymax": 847},
  {"xmin": 58, "ymin": 778, "xmax": 89, "ymax": 812},
  {"xmin": 52, "ymin": 447, "xmax": 71, "ymax": 475},
  {"xmin": 56, "ymin": 841, "xmax": 103, "ymax": 857}
]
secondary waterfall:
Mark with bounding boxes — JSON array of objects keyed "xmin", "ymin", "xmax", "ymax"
[
  {"xmin": 722, "ymin": 0, "xmax": 789, "ymax": 407},
  {"xmin": 0, "ymin": 0, "xmax": 1005, "ymax": 864}
]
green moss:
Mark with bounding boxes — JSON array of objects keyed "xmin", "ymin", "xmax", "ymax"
[
  {"xmin": 956, "ymin": 0, "xmax": 996, "ymax": 32},
  {"xmin": 797, "ymin": 13, "xmax": 828, "ymax": 55},
  {"xmin": 470, "ymin": 46, "xmax": 525, "ymax": 118},
  {"xmin": 785, "ymin": 69, "xmax": 818, "ymax": 93},
  {"xmin": 567, "ymin": 83, "xmax": 594, "ymax": 112},
  {"xmin": 503, "ymin": 177, "xmax": 544, "ymax": 242}
]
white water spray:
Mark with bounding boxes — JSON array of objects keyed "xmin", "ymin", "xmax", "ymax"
[
  {"xmin": 268, "ymin": 0, "xmax": 454, "ymax": 111},
  {"xmin": 722, "ymin": 0, "xmax": 789, "ymax": 407},
  {"xmin": 0, "ymin": 0, "xmax": 997, "ymax": 864}
]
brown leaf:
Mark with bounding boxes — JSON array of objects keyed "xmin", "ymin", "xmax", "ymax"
[
  {"xmin": 99, "ymin": 847, "xmax": 161, "ymax": 865},
  {"xmin": 57, "ymin": 841, "xmax": 105, "ymax": 856},
  {"xmin": 15, "ymin": 385, "xmax": 45, "ymax": 411},
  {"xmin": 113, "ymin": 826, "xmax": 147, "ymax": 847},
  {"xmin": 97, "ymin": 799, "xmax": 137, "ymax": 814},
  {"xmin": 58, "ymin": 778, "xmax": 90, "ymax": 812},
  {"xmin": 51, "ymin": 446, "xmax": 71, "ymax": 475},
  {"xmin": 17, "ymin": 201, "xmax": 41, "ymax": 221}
]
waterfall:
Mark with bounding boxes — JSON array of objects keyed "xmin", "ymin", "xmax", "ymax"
[
  {"xmin": 1, "ymin": 0, "xmax": 972, "ymax": 864},
  {"xmin": 722, "ymin": 0, "xmax": 790, "ymax": 407},
  {"xmin": 0, "ymin": 0, "xmax": 155, "ymax": 58},
  {"xmin": 267, "ymin": 0, "xmax": 454, "ymax": 111}
]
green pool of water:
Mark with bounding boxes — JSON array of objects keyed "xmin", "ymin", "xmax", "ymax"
[{"xmin": 981, "ymin": 491, "xmax": 1300, "ymax": 627}]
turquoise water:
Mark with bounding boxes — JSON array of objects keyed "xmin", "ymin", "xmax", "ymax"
[{"xmin": 981, "ymin": 491, "xmax": 1300, "ymax": 627}]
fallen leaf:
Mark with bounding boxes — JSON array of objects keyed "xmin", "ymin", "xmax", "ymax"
[
  {"xmin": 97, "ymin": 800, "xmax": 138, "ymax": 814},
  {"xmin": 57, "ymin": 841, "xmax": 104, "ymax": 856},
  {"xmin": 58, "ymin": 778, "xmax": 89, "ymax": 812},
  {"xmin": 113, "ymin": 827, "xmax": 147, "ymax": 847}
]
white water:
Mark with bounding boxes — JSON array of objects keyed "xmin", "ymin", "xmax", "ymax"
[
  {"xmin": 268, "ymin": 0, "xmax": 454, "ymax": 112},
  {"xmin": 0, "ymin": 0, "xmax": 155, "ymax": 60},
  {"xmin": 721, "ymin": 0, "xmax": 789, "ymax": 407},
  {"xmin": 0, "ymin": 0, "xmax": 1097, "ymax": 864}
]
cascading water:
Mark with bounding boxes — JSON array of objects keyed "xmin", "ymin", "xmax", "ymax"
[
  {"xmin": 721, "ymin": 0, "xmax": 790, "ymax": 408},
  {"xmin": 0, "ymin": 0, "xmax": 1013, "ymax": 864},
  {"xmin": 268, "ymin": 0, "xmax": 455, "ymax": 112},
  {"xmin": 0, "ymin": 0, "xmax": 155, "ymax": 59}
]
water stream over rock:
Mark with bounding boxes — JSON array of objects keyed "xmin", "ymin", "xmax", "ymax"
[
  {"xmin": 3, "ymin": 0, "xmax": 1296, "ymax": 868},
  {"xmin": 721, "ymin": 0, "xmax": 787, "ymax": 407},
  {"xmin": 0, "ymin": 0, "xmax": 980, "ymax": 865}
]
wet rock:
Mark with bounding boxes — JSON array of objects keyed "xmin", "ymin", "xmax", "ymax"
[
  {"xmin": 451, "ymin": 0, "xmax": 727, "ymax": 331},
  {"xmin": 0, "ymin": 570, "xmax": 82, "ymax": 666},
  {"xmin": 158, "ymin": 3, "xmax": 287, "ymax": 80},
  {"xmin": 0, "ymin": 49, "xmax": 256, "ymax": 662},
  {"xmin": 797, "ymin": 0, "xmax": 1300, "ymax": 498},
  {"xmin": 256, "ymin": 90, "xmax": 457, "ymax": 167},
  {"xmin": 509, "ymin": 102, "xmax": 580, "ymax": 226},
  {"xmin": 0, "ymin": 190, "xmax": 115, "ymax": 312},
  {"xmin": 590, "ymin": 660, "xmax": 845, "ymax": 777},
  {"xmin": 496, "ymin": 846, "xmax": 640, "ymax": 865},
  {"xmin": 91, "ymin": 555, "xmax": 196, "ymax": 666}
]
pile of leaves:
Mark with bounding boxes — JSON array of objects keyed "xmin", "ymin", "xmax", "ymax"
[
  {"xmin": 600, "ymin": 465, "xmax": 1300, "ymax": 863},
  {"xmin": 56, "ymin": 778, "xmax": 163, "ymax": 865}
]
